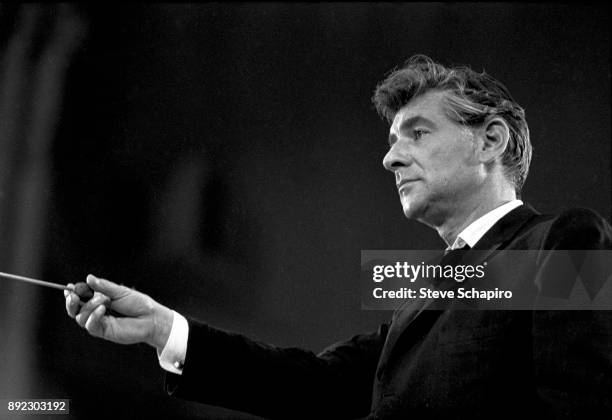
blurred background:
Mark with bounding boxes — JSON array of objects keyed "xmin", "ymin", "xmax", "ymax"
[{"xmin": 0, "ymin": 3, "xmax": 609, "ymax": 419}]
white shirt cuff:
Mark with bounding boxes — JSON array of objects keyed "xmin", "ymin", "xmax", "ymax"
[{"xmin": 157, "ymin": 310, "xmax": 189, "ymax": 375}]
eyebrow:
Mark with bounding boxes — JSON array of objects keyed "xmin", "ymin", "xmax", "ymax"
[{"xmin": 388, "ymin": 115, "xmax": 436, "ymax": 145}]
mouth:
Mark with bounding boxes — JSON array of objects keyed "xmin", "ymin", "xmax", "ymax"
[{"xmin": 397, "ymin": 179, "xmax": 419, "ymax": 191}]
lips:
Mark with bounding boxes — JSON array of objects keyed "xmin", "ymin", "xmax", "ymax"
[{"xmin": 397, "ymin": 179, "xmax": 419, "ymax": 191}]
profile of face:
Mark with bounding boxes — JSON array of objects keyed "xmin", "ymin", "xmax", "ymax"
[{"xmin": 383, "ymin": 89, "xmax": 484, "ymax": 226}]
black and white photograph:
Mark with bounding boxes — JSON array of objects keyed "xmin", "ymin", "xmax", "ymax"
[{"xmin": 0, "ymin": 3, "xmax": 610, "ymax": 419}]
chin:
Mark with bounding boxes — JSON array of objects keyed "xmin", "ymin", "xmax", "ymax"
[{"xmin": 400, "ymin": 198, "xmax": 422, "ymax": 220}]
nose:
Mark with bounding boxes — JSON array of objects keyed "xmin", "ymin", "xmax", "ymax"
[{"xmin": 383, "ymin": 143, "xmax": 412, "ymax": 172}]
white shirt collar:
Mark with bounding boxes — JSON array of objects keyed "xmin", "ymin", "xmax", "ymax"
[{"xmin": 448, "ymin": 200, "xmax": 523, "ymax": 250}]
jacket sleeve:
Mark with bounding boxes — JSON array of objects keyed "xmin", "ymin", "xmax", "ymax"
[
  {"xmin": 165, "ymin": 319, "xmax": 389, "ymax": 419},
  {"xmin": 533, "ymin": 208, "xmax": 612, "ymax": 418}
]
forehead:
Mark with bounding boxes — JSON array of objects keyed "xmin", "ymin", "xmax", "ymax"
[{"xmin": 390, "ymin": 90, "xmax": 451, "ymax": 131}]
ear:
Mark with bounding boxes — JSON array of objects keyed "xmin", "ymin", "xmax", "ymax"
[{"xmin": 477, "ymin": 117, "xmax": 510, "ymax": 164}]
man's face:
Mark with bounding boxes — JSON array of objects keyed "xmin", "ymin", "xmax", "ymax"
[{"xmin": 383, "ymin": 89, "xmax": 483, "ymax": 225}]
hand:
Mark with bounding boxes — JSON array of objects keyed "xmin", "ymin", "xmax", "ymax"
[{"xmin": 65, "ymin": 274, "xmax": 173, "ymax": 352}]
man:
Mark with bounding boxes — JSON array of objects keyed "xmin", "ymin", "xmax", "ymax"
[{"xmin": 66, "ymin": 55, "xmax": 612, "ymax": 419}]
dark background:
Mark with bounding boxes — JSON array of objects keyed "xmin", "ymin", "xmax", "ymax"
[{"xmin": 0, "ymin": 4, "xmax": 609, "ymax": 419}]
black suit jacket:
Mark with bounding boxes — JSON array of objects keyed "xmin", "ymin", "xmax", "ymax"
[{"xmin": 165, "ymin": 204, "xmax": 612, "ymax": 419}]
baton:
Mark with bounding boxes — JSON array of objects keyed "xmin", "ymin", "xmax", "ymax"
[{"xmin": 0, "ymin": 271, "xmax": 94, "ymax": 300}]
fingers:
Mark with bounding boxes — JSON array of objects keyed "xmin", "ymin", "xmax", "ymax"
[
  {"xmin": 84, "ymin": 305, "xmax": 107, "ymax": 337},
  {"xmin": 65, "ymin": 283, "xmax": 81, "ymax": 319},
  {"xmin": 66, "ymin": 275, "xmax": 131, "ymax": 343},
  {"xmin": 67, "ymin": 274, "xmax": 129, "ymax": 327},
  {"xmin": 86, "ymin": 274, "xmax": 130, "ymax": 300},
  {"xmin": 75, "ymin": 293, "xmax": 111, "ymax": 328}
]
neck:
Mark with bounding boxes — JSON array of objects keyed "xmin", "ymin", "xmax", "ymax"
[{"xmin": 433, "ymin": 185, "xmax": 517, "ymax": 247}]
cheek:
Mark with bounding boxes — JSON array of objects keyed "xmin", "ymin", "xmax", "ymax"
[
  {"xmin": 419, "ymin": 135, "xmax": 475, "ymax": 180},
  {"xmin": 431, "ymin": 153, "xmax": 477, "ymax": 188}
]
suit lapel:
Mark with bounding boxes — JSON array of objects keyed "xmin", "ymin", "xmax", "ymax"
[
  {"xmin": 460, "ymin": 203, "xmax": 541, "ymax": 266},
  {"xmin": 378, "ymin": 204, "xmax": 541, "ymax": 365},
  {"xmin": 471, "ymin": 203, "xmax": 540, "ymax": 251}
]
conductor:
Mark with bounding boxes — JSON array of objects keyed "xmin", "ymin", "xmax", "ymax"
[{"xmin": 65, "ymin": 55, "xmax": 612, "ymax": 419}]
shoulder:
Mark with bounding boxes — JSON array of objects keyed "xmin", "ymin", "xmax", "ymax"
[{"xmin": 543, "ymin": 207, "xmax": 612, "ymax": 250}]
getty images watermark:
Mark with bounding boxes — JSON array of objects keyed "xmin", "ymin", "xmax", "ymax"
[{"xmin": 361, "ymin": 250, "xmax": 612, "ymax": 310}]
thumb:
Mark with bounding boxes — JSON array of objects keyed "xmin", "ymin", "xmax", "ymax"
[{"xmin": 86, "ymin": 274, "xmax": 130, "ymax": 299}]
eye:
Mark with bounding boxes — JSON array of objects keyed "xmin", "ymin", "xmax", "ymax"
[{"xmin": 413, "ymin": 129, "xmax": 428, "ymax": 140}]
